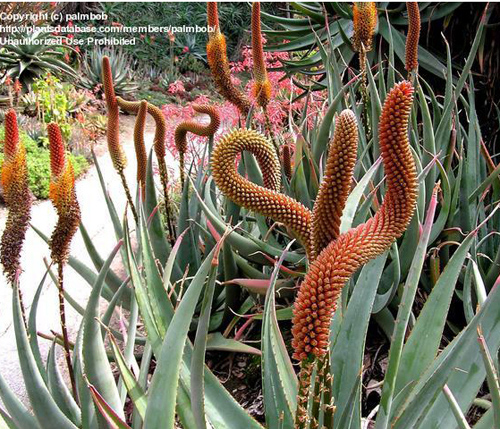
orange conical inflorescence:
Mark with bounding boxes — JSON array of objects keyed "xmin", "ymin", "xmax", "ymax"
[
  {"xmin": 207, "ymin": 2, "xmax": 251, "ymax": 116},
  {"xmin": 211, "ymin": 128, "xmax": 313, "ymax": 257},
  {"xmin": 0, "ymin": 110, "xmax": 32, "ymax": 282},
  {"xmin": 175, "ymin": 104, "xmax": 220, "ymax": 186},
  {"xmin": 102, "ymin": 56, "xmax": 127, "ymax": 172},
  {"xmin": 251, "ymin": 2, "xmax": 271, "ymax": 109},
  {"xmin": 405, "ymin": 2, "xmax": 421, "ymax": 73},
  {"xmin": 292, "ymin": 81, "xmax": 417, "ymax": 360},
  {"xmin": 134, "ymin": 101, "xmax": 148, "ymax": 194},
  {"xmin": 47, "ymin": 123, "xmax": 81, "ymax": 265},
  {"xmin": 311, "ymin": 110, "xmax": 359, "ymax": 260},
  {"xmin": 352, "ymin": 2, "xmax": 378, "ymax": 53}
]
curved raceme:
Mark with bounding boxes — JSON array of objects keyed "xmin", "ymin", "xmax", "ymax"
[
  {"xmin": 134, "ymin": 100, "xmax": 148, "ymax": 194},
  {"xmin": 312, "ymin": 110, "xmax": 359, "ymax": 261},
  {"xmin": 211, "ymin": 128, "xmax": 313, "ymax": 257},
  {"xmin": 292, "ymin": 81, "xmax": 417, "ymax": 360},
  {"xmin": 175, "ymin": 104, "xmax": 221, "ymax": 186},
  {"xmin": 0, "ymin": 110, "xmax": 32, "ymax": 283},
  {"xmin": 47, "ymin": 123, "xmax": 81, "ymax": 265},
  {"xmin": 102, "ymin": 56, "xmax": 127, "ymax": 172}
]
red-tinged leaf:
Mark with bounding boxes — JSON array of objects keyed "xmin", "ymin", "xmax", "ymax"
[{"xmin": 88, "ymin": 384, "xmax": 131, "ymax": 429}]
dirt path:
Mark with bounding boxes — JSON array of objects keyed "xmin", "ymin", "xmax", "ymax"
[{"xmin": 0, "ymin": 114, "xmax": 177, "ymax": 405}]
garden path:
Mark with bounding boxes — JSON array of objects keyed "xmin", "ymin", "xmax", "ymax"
[{"xmin": 0, "ymin": 114, "xmax": 177, "ymax": 406}]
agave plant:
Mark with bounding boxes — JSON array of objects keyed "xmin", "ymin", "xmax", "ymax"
[
  {"xmin": 78, "ymin": 48, "xmax": 138, "ymax": 96},
  {"xmin": 0, "ymin": 30, "xmax": 77, "ymax": 88},
  {"xmin": 0, "ymin": 2, "xmax": 499, "ymax": 429}
]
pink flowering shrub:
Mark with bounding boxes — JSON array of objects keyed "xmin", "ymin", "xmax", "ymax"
[{"xmin": 168, "ymin": 80, "xmax": 186, "ymax": 95}]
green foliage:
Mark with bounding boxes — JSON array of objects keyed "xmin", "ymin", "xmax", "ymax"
[
  {"xmin": 0, "ymin": 30, "xmax": 77, "ymax": 88},
  {"xmin": 0, "ymin": 127, "xmax": 87, "ymax": 199},
  {"xmin": 78, "ymin": 47, "xmax": 138, "ymax": 96}
]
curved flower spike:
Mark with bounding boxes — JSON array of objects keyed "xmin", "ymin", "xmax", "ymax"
[
  {"xmin": 175, "ymin": 104, "xmax": 220, "ymax": 186},
  {"xmin": 211, "ymin": 128, "xmax": 313, "ymax": 257},
  {"xmin": 405, "ymin": 2, "xmax": 421, "ymax": 73},
  {"xmin": 251, "ymin": 2, "xmax": 271, "ymax": 109},
  {"xmin": 134, "ymin": 101, "xmax": 148, "ymax": 195},
  {"xmin": 352, "ymin": 2, "xmax": 378, "ymax": 53},
  {"xmin": 207, "ymin": 2, "xmax": 251, "ymax": 116},
  {"xmin": 0, "ymin": 110, "xmax": 32, "ymax": 283},
  {"xmin": 47, "ymin": 123, "xmax": 81, "ymax": 266},
  {"xmin": 292, "ymin": 81, "xmax": 417, "ymax": 360},
  {"xmin": 102, "ymin": 56, "xmax": 126, "ymax": 172},
  {"xmin": 311, "ymin": 110, "xmax": 359, "ymax": 261}
]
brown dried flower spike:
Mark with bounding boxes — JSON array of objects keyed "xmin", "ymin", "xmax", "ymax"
[
  {"xmin": 292, "ymin": 81, "xmax": 417, "ymax": 360},
  {"xmin": 174, "ymin": 104, "xmax": 220, "ymax": 187},
  {"xmin": 0, "ymin": 109, "xmax": 32, "ymax": 283}
]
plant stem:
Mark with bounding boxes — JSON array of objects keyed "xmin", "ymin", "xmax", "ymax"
[
  {"xmin": 118, "ymin": 168, "xmax": 138, "ymax": 223},
  {"xmin": 158, "ymin": 159, "xmax": 176, "ymax": 245},
  {"xmin": 57, "ymin": 263, "xmax": 78, "ymax": 400}
]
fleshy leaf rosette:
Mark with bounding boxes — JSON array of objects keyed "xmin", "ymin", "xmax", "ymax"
[
  {"xmin": 175, "ymin": 104, "xmax": 220, "ymax": 186},
  {"xmin": 352, "ymin": 2, "xmax": 378, "ymax": 53},
  {"xmin": 211, "ymin": 128, "xmax": 313, "ymax": 257},
  {"xmin": 251, "ymin": 2, "xmax": 271, "ymax": 109},
  {"xmin": 292, "ymin": 81, "xmax": 417, "ymax": 360},
  {"xmin": 0, "ymin": 109, "xmax": 32, "ymax": 282},
  {"xmin": 405, "ymin": 2, "xmax": 421, "ymax": 73},
  {"xmin": 207, "ymin": 2, "xmax": 251, "ymax": 116},
  {"xmin": 47, "ymin": 123, "xmax": 81, "ymax": 265}
]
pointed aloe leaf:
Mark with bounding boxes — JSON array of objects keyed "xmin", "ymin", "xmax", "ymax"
[
  {"xmin": 392, "ymin": 229, "xmax": 475, "ymax": 411},
  {"xmin": 12, "ymin": 283, "xmax": 78, "ymax": 429},
  {"xmin": 108, "ymin": 333, "xmax": 147, "ymax": 421},
  {"xmin": 0, "ymin": 408, "xmax": 16, "ymax": 429},
  {"xmin": 206, "ymin": 333, "xmax": 261, "ymax": 355},
  {"xmin": 46, "ymin": 342, "xmax": 82, "ymax": 426},
  {"xmin": 375, "ymin": 189, "xmax": 438, "ymax": 429},
  {"xmin": 82, "ymin": 241, "xmax": 125, "ymax": 421},
  {"xmin": 88, "ymin": 384, "xmax": 131, "ymax": 429},
  {"xmin": 144, "ymin": 247, "xmax": 216, "ymax": 428},
  {"xmin": 0, "ymin": 372, "xmax": 39, "ymax": 429},
  {"xmin": 331, "ymin": 251, "xmax": 388, "ymax": 428},
  {"xmin": 262, "ymin": 241, "xmax": 298, "ymax": 429},
  {"xmin": 392, "ymin": 277, "xmax": 500, "ymax": 428}
]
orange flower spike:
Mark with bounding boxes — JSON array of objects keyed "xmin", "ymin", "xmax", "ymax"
[
  {"xmin": 47, "ymin": 123, "xmax": 81, "ymax": 265},
  {"xmin": 102, "ymin": 56, "xmax": 127, "ymax": 172},
  {"xmin": 352, "ymin": 2, "xmax": 378, "ymax": 52},
  {"xmin": 251, "ymin": 2, "xmax": 271, "ymax": 108},
  {"xmin": 211, "ymin": 128, "xmax": 313, "ymax": 257},
  {"xmin": 134, "ymin": 101, "xmax": 148, "ymax": 194},
  {"xmin": 292, "ymin": 82, "xmax": 417, "ymax": 360},
  {"xmin": 175, "ymin": 104, "xmax": 220, "ymax": 186},
  {"xmin": 0, "ymin": 110, "xmax": 32, "ymax": 282},
  {"xmin": 405, "ymin": 2, "xmax": 421, "ymax": 72},
  {"xmin": 311, "ymin": 110, "xmax": 359, "ymax": 260},
  {"xmin": 282, "ymin": 143, "xmax": 292, "ymax": 181},
  {"xmin": 206, "ymin": 3, "xmax": 251, "ymax": 115}
]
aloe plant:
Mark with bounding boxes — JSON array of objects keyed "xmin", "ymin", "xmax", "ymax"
[{"xmin": 0, "ymin": 2, "xmax": 499, "ymax": 429}]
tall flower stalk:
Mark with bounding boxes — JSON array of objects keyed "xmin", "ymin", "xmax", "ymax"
[
  {"xmin": 134, "ymin": 100, "xmax": 148, "ymax": 196},
  {"xmin": 47, "ymin": 122, "xmax": 81, "ymax": 400},
  {"xmin": 0, "ymin": 109, "xmax": 32, "ymax": 325}
]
